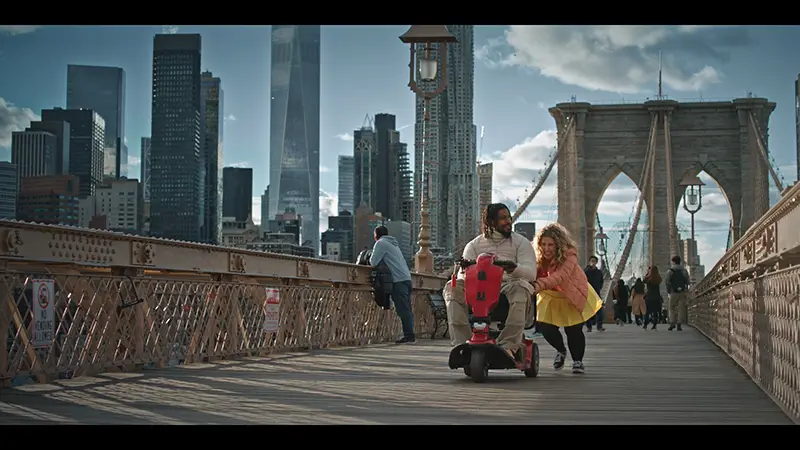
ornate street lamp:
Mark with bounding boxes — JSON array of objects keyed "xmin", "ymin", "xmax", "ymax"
[
  {"xmin": 679, "ymin": 172, "xmax": 705, "ymax": 283},
  {"xmin": 399, "ymin": 25, "xmax": 457, "ymax": 274},
  {"xmin": 595, "ymin": 227, "xmax": 609, "ymax": 258}
]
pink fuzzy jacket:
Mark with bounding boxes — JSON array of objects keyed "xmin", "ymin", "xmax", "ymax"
[{"xmin": 534, "ymin": 247, "xmax": 589, "ymax": 313}]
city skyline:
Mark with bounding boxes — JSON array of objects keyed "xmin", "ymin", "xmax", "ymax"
[{"xmin": 1, "ymin": 25, "xmax": 800, "ymax": 270}]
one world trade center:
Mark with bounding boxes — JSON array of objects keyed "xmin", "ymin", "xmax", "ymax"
[{"xmin": 269, "ymin": 25, "xmax": 321, "ymax": 253}]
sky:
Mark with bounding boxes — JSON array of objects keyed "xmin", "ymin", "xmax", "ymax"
[{"xmin": 0, "ymin": 25, "xmax": 798, "ymax": 275}]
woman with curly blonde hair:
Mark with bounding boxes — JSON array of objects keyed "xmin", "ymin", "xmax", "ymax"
[{"xmin": 532, "ymin": 223, "xmax": 603, "ymax": 374}]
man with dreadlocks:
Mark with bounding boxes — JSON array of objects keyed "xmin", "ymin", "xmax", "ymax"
[{"xmin": 442, "ymin": 203, "xmax": 538, "ymax": 360}]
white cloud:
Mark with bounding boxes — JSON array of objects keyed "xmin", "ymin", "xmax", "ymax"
[
  {"xmin": 251, "ymin": 190, "xmax": 338, "ymax": 237},
  {"xmin": 225, "ymin": 114, "xmax": 237, "ymax": 122},
  {"xmin": 477, "ymin": 26, "xmax": 750, "ymax": 94},
  {"xmin": 319, "ymin": 190, "xmax": 338, "ymax": 231},
  {"xmin": 127, "ymin": 155, "xmax": 141, "ymax": 175},
  {"xmin": 0, "ymin": 96, "xmax": 39, "ymax": 148},
  {"xmin": 162, "ymin": 26, "xmax": 179, "ymax": 35},
  {"xmin": 320, "ymin": 165, "xmax": 330, "ymax": 173},
  {"xmin": 251, "ymin": 197, "xmax": 261, "ymax": 224},
  {"xmin": 0, "ymin": 26, "xmax": 40, "ymax": 36},
  {"xmin": 336, "ymin": 133, "xmax": 354, "ymax": 142},
  {"xmin": 226, "ymin": 161, "xmax": 250, "ymax": 168},
  {"xmin": 696, "ymin": 237, "xmax": 726, "ymax": 274},
  {"xmin": 489, "ymin": 130, "xmax": 558, "ymax": 210}
]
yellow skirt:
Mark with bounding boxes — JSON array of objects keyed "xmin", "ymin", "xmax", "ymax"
[{"xmin": 536, "ymin": 284, "xmax": 603, "ymax": 328}]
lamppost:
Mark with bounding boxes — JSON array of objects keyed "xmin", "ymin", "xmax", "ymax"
[
  {"xmin": 679, "ymin": 173, "xmax": 705, "ymax": 283},
  {"xmin": 595, "ymin": 227, "xmax": 608, "ymax": 260},
  {"xmin": 594, "ymin": 225, "xmax": 610, "ymax": 321},
  {"xmin": 399, "ymin": 25, "xmax": 457, "ymax": 274}
]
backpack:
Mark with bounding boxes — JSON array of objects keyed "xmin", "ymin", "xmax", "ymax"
[
  {"xmin": 370, "ymin": 260, "xmax": 394, "ymax": 310},
  {"xmin": 669, "ymin": 267, "xmax": 689, "ymax": 293},
  {"xmin": 359, "ymin": 249, "xmax": 393, "ymax": 310},
  {"xmin": 356, "ymin": 249, "xmax": 372, "ymax": 265}
]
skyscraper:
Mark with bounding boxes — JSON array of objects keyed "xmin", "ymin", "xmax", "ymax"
[
  {"xmin": 222, "ymin": 167, "xmax": 253, "ymax": 222},
  {"xmin": 413, "ymin": 25, "xmax": 478, "ymax": 254},
  {"xmin": 269, "ymin": 25, "xmax": 321, "ymax": 252},
  {"xmin": 390, "ymin": 135, "xmax": 414, "ymax": 223},
  {"xmin": 337, "ymin": 155, "xmax": 354, "ymax": 213},
  {"xmin": 66, "ymin": 65, "xmax": 127, "ymax": 179},
  {"xmin": 11, "ymin": 130, "xmax": 59, "ymax": 178},
  {"xmin": 478, "ymin": 162, "xmax": 493, "ymax": 215},
  {"xmin": 795, "ymin": 74, "xmax": 799, "ymax": 182},
  {"xmin": 41, "ymin": 108, "xmax": 105, "ymax": 197},
  {"xmin": 140, "ymin": 137, "xmax": 151, "ymax": 201},
  {"xmin": 373, "ymin": 113, "xmax": 396, "ymax": 217},
  {"xmin": 0, "ymin": 162, "xmax": 17, "ymax": 220},
  {"xmin": 26, "ymin": 120, "xmax": 71, "ymax": 174},
  {"xmin": 261, "ymin": 185, "xmax": 270, "ymax": 228},
  {"xmin": 149, "ymin": 33, "xmax": 203, "ymax": 242},
  {"xmin": 353, "ymin": 124, "xmax": 376, "ymax": 210},
  {"xmin": 201, "ymin": 71, "xmax": 224, "ymax": 244}
]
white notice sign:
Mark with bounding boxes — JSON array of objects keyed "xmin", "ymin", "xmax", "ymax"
[
  {"xmin": 263, "ymin": 288, "xmax": 280, "ymax": 333},
  {"xmin": 31, "ymin": 279, "xmax": 55, "ymax": 348}
]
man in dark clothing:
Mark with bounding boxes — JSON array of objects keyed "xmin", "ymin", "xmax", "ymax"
[
  {"xmin": 584, "ymin": 255, "xmax": 605, "ymax": 332},
  {"xmin": 370, "ymin": 226, "xmax": 415, "ymax": 344},
  {"xmin": 665, "ymin": 255, "xmax": 692, "ymax": 331}
]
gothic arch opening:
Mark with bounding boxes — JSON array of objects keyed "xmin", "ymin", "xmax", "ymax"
[
  {"xmin": 592, "ymin": 170, "xmax": 650, "ymax": 280},
  {"xmin": 675, "ymin": 170, "xmax": 734, "ymax": 279}
]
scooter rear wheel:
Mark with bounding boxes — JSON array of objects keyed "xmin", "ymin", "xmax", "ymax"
[
  {"xmin": 469, "ymin": 348, "xmax": 488, "ymax": 383},
  {"xmin": 524, "ymin": 343, "xmax": 540, "ymax": 378}
]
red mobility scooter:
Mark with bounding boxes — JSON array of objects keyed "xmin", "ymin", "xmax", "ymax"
[{"xmin": 447, "ymin": 253, "xmax": 540, "ymax": 383}]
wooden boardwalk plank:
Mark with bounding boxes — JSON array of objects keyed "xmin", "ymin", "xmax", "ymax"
[{"xmin": 0, "ymin": 324, "xmax": 793, "ymax": 425}]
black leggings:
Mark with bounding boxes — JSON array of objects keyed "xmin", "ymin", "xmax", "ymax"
[{"xmin": 538, "ymin": 322, "xmax": 585, "ymax": 361}]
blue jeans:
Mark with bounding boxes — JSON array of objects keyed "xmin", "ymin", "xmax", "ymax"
[
  {"xmin": 595, "ymin": 304, "xmax": 604, "ymax": 327},
  {"xmin": 392, "ymin": 280, "xmax": 415, "ymax": 340},
  {"xmin": 586, "ymin": 303, "xmax": 604, "ymax": 329}
]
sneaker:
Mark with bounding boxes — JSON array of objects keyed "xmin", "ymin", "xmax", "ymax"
[
  {"xmin": 523, "ymin": 328, "xmax": 539, "ymax": 340},
  {"xmin": 395, "ymin": 337, "xmax": 416, "ymax": 344},
  {"xmin": 677, "ymin": 324, "xmax": 682, "ymax": 331},
  {"xmin": 553, "ymin": 351, "xmax": 566, "ymax": 370},
  {"xmin": 572, "ymin": 361, "xmax": 585, "ymax": 374}
]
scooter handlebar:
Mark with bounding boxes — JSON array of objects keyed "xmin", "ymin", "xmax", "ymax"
[
  {"xmin": 459, "ymin": 258, "xmax": 477, "ymax": 269},
  {"xmin": 458, "ymin": 258, "xmax": 517, "ymax": 271},
  {"xmin": 493, "ymin": 260, "xmax": 518, "ymax": 271}
]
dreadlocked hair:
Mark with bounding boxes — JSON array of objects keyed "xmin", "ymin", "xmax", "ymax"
[{"xmin": 482, "ymin": 203, "xmax": 510, "ymax": 238}]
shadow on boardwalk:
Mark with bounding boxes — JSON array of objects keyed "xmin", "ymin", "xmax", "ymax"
[{"xmin": 0, "ymin": 324, "xmax": 793, "ymax": 425}]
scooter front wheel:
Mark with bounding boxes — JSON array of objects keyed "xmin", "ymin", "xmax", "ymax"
[
  {"xmin": 469, "ymin": 348, "xmax": 488, "ymax": 383},
  {"xmin": 524, "ymin": 343, "xmax": 540, "ymax": 378}
]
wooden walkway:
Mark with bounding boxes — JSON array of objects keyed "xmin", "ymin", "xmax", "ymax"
[{"xmin": 0, "ymin": 324, "xmax": 793, "ymax": 425}]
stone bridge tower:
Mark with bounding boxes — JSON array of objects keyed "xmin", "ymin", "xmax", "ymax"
[{"xmin": 550, "ymin": 97, "xmax": 775, "ymax": 275}]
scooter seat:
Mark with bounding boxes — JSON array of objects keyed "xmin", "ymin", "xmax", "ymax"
[
  {"xmin": 490, "ymin": 294, "xmax": 510, "ymax": 323},
  {"xmin": 469, "ymin": 294, "xmax": 537, "ymax": 328},
  {"xmin": 468, "ymin": 294, "xmax": 510, "ymax": 325}
]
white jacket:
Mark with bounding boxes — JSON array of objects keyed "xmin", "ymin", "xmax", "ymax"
[{"xmin": 459, "ymin": 232, "xmax": 538, "ymax": 295}]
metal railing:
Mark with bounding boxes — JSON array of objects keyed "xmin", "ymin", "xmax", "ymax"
[
  {"xmin": 690, "ymin": 181, "xmax": 800, "ymax": 422},
  {"xmin": 0, "ymin": 220, "xmax": 447, "ymax": 385}
]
